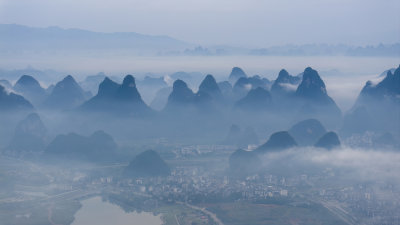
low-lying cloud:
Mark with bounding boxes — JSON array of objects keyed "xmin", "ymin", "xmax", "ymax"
[{"xmin": 261, "ymin": 147, "xmax": 400, "ymax": 185}]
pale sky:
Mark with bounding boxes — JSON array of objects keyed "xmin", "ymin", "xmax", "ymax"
[{"xmin": 0, "ymin": 0, "xmax": 399, "ymax": 47}]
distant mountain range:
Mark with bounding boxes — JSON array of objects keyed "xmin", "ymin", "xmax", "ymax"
[
  {"xmin": 1, "ymin": 64, "xmax": 399, "ymax": 153},
  {"xmin": 249, "ymin": 43, "xmax": 400, "ymax": 57},
  {"xmin": 0, "ymin": 24, "xmax": 398, "ymax": 56},
  {"xmin": 0, "ymin": 24, "xmax": 192, "ymax": 55},
  {"xmin": 0, "ymin": 65, "xmax": 347, "ymax": 128}
]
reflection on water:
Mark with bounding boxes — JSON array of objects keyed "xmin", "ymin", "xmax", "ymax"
[{"xmin": 71, "ymin": 197, "xmax": 162, "ymax": 225}]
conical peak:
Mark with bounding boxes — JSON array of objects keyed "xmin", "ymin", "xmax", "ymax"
[
  {"xmin": 199, "ymin": 74, "xmax": 219, "ymax": 91},
  {"xmin": 278, "ymin": 69, "xmax": 289, "ymax": 78},
  {"xmin": 304, "ymin": 67, "xmax": 313, "ymax": 72},
  {"xmin": 122, "ymin": 75, "xmax": 136, "ymax": 87},
  {"xmin": 203, "ymin": 74, "xmax": 216, "ymax": 83},
  {"xmin": 269, "ymin": 131, "xmax": 294, "ymax": 141},
  {"xmin": 16, "ymin": 75, "xmax": 39, "ymax": 85},
  {"xmin": 62, "ymin": 75, "xmax": 76, "ymax": 83},
  {"xmin": 98, "ymin": 77, "xmax": 119, "ymax": 89},
  {"xmin": 206, "ymin": 74, "xmax": 214, "ymax": 78},
  {"xmin": 256, "ymin": 131, "xmax": 297, "ymax": 153},
  {"xmin": 102, "ymin": 77, "xmax": 114, "ymax": 84},
  {"xmin": 231, "ymin": 67, "xmax": 245, "ymax": 75},
  {"xmin": 55, "ymin": 75, "xmax": 80, "ymax": 89},
  {"xmin": 296, "ymin": 67, "xmax": 327, "ymax": 97},
  {"xmin": 96, "ymin": 77, "xmax": 119, "ymax": 97},
  {"xmin": 303, "ymin": 67, "xmax": 321, "ymax": 81},
  {"xmin": 173, "ymin": 79, "xmax": 189, "ymax": 90},
  {"xmin": 314, "ymin": 131, "xmax": 341, "ymax": 150}
]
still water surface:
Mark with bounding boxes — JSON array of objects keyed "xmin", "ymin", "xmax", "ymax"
[{"xmin": 71, "ymin": 197, "xmax": 163, "ymax": 225}]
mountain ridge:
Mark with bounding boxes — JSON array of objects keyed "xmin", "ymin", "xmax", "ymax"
[{"xmin": 0, "ymin": 24, "xmax": 192, "ymax": 53}]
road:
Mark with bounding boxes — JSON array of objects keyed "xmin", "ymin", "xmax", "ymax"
[
  {"xmin": 317, "ymin": 199, "xmax": 358, "ymax": 225},
  {"xmin": 174, "ymin": 214, "xmax": 181, "ymax": 225},
  {"xmin": 39, "ymin": 189, "xmax": 99, "ymax": 203},
  {"xmin": 177, "ymin": 201, "xmax": 224, "ymax": 225}
]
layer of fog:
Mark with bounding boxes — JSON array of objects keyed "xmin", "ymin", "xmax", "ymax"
[
  {"xmin": 2, "ymin": 55, "xmax": 397, "ymax": 77},
  {"xmin": 1, "ymin": 55, "xmax": 397, "ymax": 111},
  {"xmin": 261, "ymin": 147, "xmax": 400, "ymax": 186}
]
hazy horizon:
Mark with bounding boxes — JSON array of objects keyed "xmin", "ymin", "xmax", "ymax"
[
  {"xmin": 1, "ymin": 0, "xmax": 399, "ymax": 47},
  {"xmin": 1, "ymin": 1, "xmax": 400, "ymax": 225}
]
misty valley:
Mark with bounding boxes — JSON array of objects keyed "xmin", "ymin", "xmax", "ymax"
[{"xmin": 0, "ymin": 64, "xmax": 399, "ymax": 225}]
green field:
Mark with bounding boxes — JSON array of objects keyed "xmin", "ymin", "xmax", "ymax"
[
  {"xmin": 203, "ymin": 202, "xmax": 347, "ymax": 225},
  {"xmin": 153, "ymin": 204, "xmax": 217, "ymax": 225}
]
